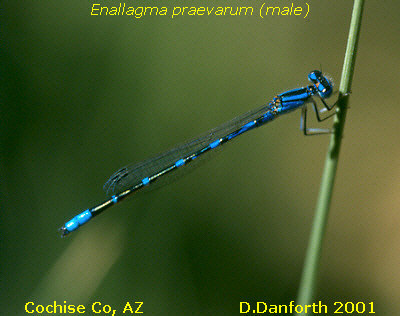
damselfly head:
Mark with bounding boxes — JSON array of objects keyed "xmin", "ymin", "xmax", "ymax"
[{"xmin": 308, "ymin": 70, "xmax": 333, "ymax": 99}]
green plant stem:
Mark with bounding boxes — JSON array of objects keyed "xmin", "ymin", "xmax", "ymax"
[{"xmin": 295, "ymin": 0, "xmax": 365, "ymax": 312}]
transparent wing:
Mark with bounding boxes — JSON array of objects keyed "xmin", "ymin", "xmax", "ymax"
[{"xmin": 104, "ymin": 104, "xmax": 271, "ymax": 195}]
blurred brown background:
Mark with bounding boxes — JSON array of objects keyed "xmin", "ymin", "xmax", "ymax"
[{"xmin": 2, "ymin": 1, "xmax": 400, "ymax": 315}]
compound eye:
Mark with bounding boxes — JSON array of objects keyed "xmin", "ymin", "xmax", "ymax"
[
  {"xmin": 308, "ymin": 70, "xmax": 333, "ymax": 98},
  {"xmin": 318, "ymin": 81, "xmax": 333, "ymax": 98},
  {"xmin": 308, "ymin": 70, "xmax": 322, "ymax": 82}
]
